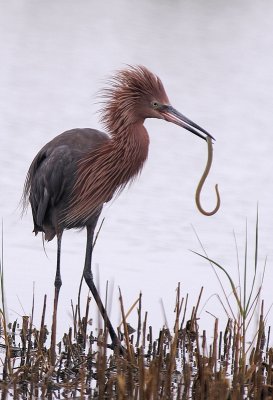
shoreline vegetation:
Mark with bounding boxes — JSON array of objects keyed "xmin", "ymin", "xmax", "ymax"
[{"xmin": 1, "ymin": 217, "xmax": 273, "ymax": 399}]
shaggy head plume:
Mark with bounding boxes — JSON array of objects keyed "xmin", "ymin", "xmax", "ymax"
[{"xmin": 99, "ymin": 65, "xmax": 170, "ymax": 135}]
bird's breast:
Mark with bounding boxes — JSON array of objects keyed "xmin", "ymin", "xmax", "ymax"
[{"xmin": 65, "ymin": 123, "xmax": 149, "ymax": 225}]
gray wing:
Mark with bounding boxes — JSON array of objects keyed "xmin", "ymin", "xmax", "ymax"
[
  {"xmin": 22, "ymin": 128, "xmax": 110, "ymax": 237},
  {"xmin": 26, "ymin": 144, "xmax": 74, "ymax": 234}
]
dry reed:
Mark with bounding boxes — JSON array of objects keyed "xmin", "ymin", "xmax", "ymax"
[{"xmin": 0, "ymin": 283, "xmax": 272, "ymax": 400}]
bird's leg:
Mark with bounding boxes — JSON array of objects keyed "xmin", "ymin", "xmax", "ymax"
[
  {"xmin": 50, "ymin": 231, "xmax": 63, "ymax": 365},
  {"xmin": 83, "ymin": 225, "xmax": 121, "ymax": 350}
]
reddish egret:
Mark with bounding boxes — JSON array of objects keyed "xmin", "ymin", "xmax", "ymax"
[{"xmin": 22, "ymin": 65, "xmax": 214, "ymax": 352}]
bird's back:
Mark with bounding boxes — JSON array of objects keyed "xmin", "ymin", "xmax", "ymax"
[{"xmin": 23, "ymin": 128, "xmax": 109, "ymax": 241}]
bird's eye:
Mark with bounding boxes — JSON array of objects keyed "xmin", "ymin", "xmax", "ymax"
[{"xmin": 152, "ymin": 101, "xmax": 159, "ymax": 109}]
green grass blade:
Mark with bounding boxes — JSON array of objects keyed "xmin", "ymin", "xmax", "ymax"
[
  {"xmin": 191, "ymin": 251, "xmax": 244, "ymax": 316},
  {"xmin": 246, "ymin": 208, "xmax": 259, "ymax": 314},
  {"xmin": 243, "ymin": 219, "xmax": 248, "ymax": 315},
  {"xmin": 191, "ymin": 225, "xmax": 235, "ymax": 319},
  {"xmin": 233, "ymin": 230, "xmax": 242, "ymax": 306}
]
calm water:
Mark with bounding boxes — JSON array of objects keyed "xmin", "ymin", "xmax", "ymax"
[{"xmin": 1, "ymin": 0, "xmax": 273, "ymax": 338}]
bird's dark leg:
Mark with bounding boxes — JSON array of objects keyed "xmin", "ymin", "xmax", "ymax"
[
  {"xmin": 50, "ymin": 231, "xmax": 63, "ymax": 365},
  {"xmin": 83, "ymin": 225, "xmax": 121, "ymax": 350}
]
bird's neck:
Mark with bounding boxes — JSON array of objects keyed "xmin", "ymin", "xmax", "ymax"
[
  {"xmin": 111, "ymin": 122, "xmax": 150, "ymax": 179},
  {"xmin": 67, "ymin": 122, "xmax": 149, "ymax": 224}
]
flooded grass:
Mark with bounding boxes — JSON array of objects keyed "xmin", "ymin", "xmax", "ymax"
[
  {"xmin": 1, "ymin": 216, "xmax": 272, "ymax": 399},
  {"xmin": 0, "ymin": 283, "xmax": 272, "ymax": 399}
]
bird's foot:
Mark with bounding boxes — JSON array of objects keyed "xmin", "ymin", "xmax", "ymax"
[{"xmin": 107, "ymin": 340, "xmax": 127, "ymax": 356}]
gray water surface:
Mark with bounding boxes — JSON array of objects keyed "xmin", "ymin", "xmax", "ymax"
[{"xmin": 1, "ymin": 0, "xmax": 273, "ymax": 337}]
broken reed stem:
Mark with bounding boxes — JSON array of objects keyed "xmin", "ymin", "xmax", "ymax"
[
  {"xmin": 180, "ymin": 293, "xmax": 188, "ymax": 330},
  {"xmin": 164, "ymin": 284, "xmax": 183, "ymax": 398},
  {"xmin": 26, "ymin": 285, "xmax": 35, "ymax": 366},
  {"xmin": 213, "ymin": 318, "xmax": 218, "ymax": 373},
  {"xmin": 118, "ymin": 295, "xmax": 140, "ymax": 330},
  {"xmin": 20, "ymin": 315, "xmax": 29, "ymax": 366},
  {"xmin": 142, "ymin": 311, "xmax": 148, "ymax": 349},
  {"xmin": 118, "ymin": 288, "xmax": 132, "ymax": 362},
  {"xmin": 194, "ymin": 286, "xmax": 204, "ymax": 320},
  {"xmin": 82, "ymin": 294, "xmax": 91, "ymax": 350},
  {"xmin": 50, "ymin": 288, "xmax": 60, "ymax": 365},
  {"xmin": 0, "ymin": 310, "xmax": 12, "ymax": 377},
  {"xmin": 136, "ymin": 291, "xmax": 142, "ymax": 348},
  {"xmin": 77, "ymin": 275, "xmax": 84, "ymax": 325},
  {"xmin": 38, "ymin": 294, "xmax": 47, "ymax": 352}
]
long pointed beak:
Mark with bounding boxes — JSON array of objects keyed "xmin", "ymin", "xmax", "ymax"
[{"xmin": 160, "ymin": 105, "xmax": 215, "ymax": 141}]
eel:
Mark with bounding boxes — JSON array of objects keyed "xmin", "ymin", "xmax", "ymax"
[{"xmin": 195, "ymin": 136, "xmax": 220, "ymax": 216}]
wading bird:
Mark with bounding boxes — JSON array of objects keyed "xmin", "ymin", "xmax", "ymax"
[{"xmin": 22, "ymin": 65, "xmax": 214, "ymax": 354}]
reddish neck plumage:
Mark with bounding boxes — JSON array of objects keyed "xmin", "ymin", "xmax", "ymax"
[
  {"xmin": 66, "ymin": 122, "xmax": 149, "ymax": 225},
  {"xmin": 112, "ymin": 122, "xmax": 149, "ymax": 181}
]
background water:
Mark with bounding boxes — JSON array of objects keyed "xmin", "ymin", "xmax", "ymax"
[{"xmin": 1, "ymin": 0, "xmax": 273, "ymax": 339}]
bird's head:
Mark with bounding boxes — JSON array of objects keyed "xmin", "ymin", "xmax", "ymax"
[{"xmin": 100, "ymin": 65, "xmax": 214, "ymax": 140}]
